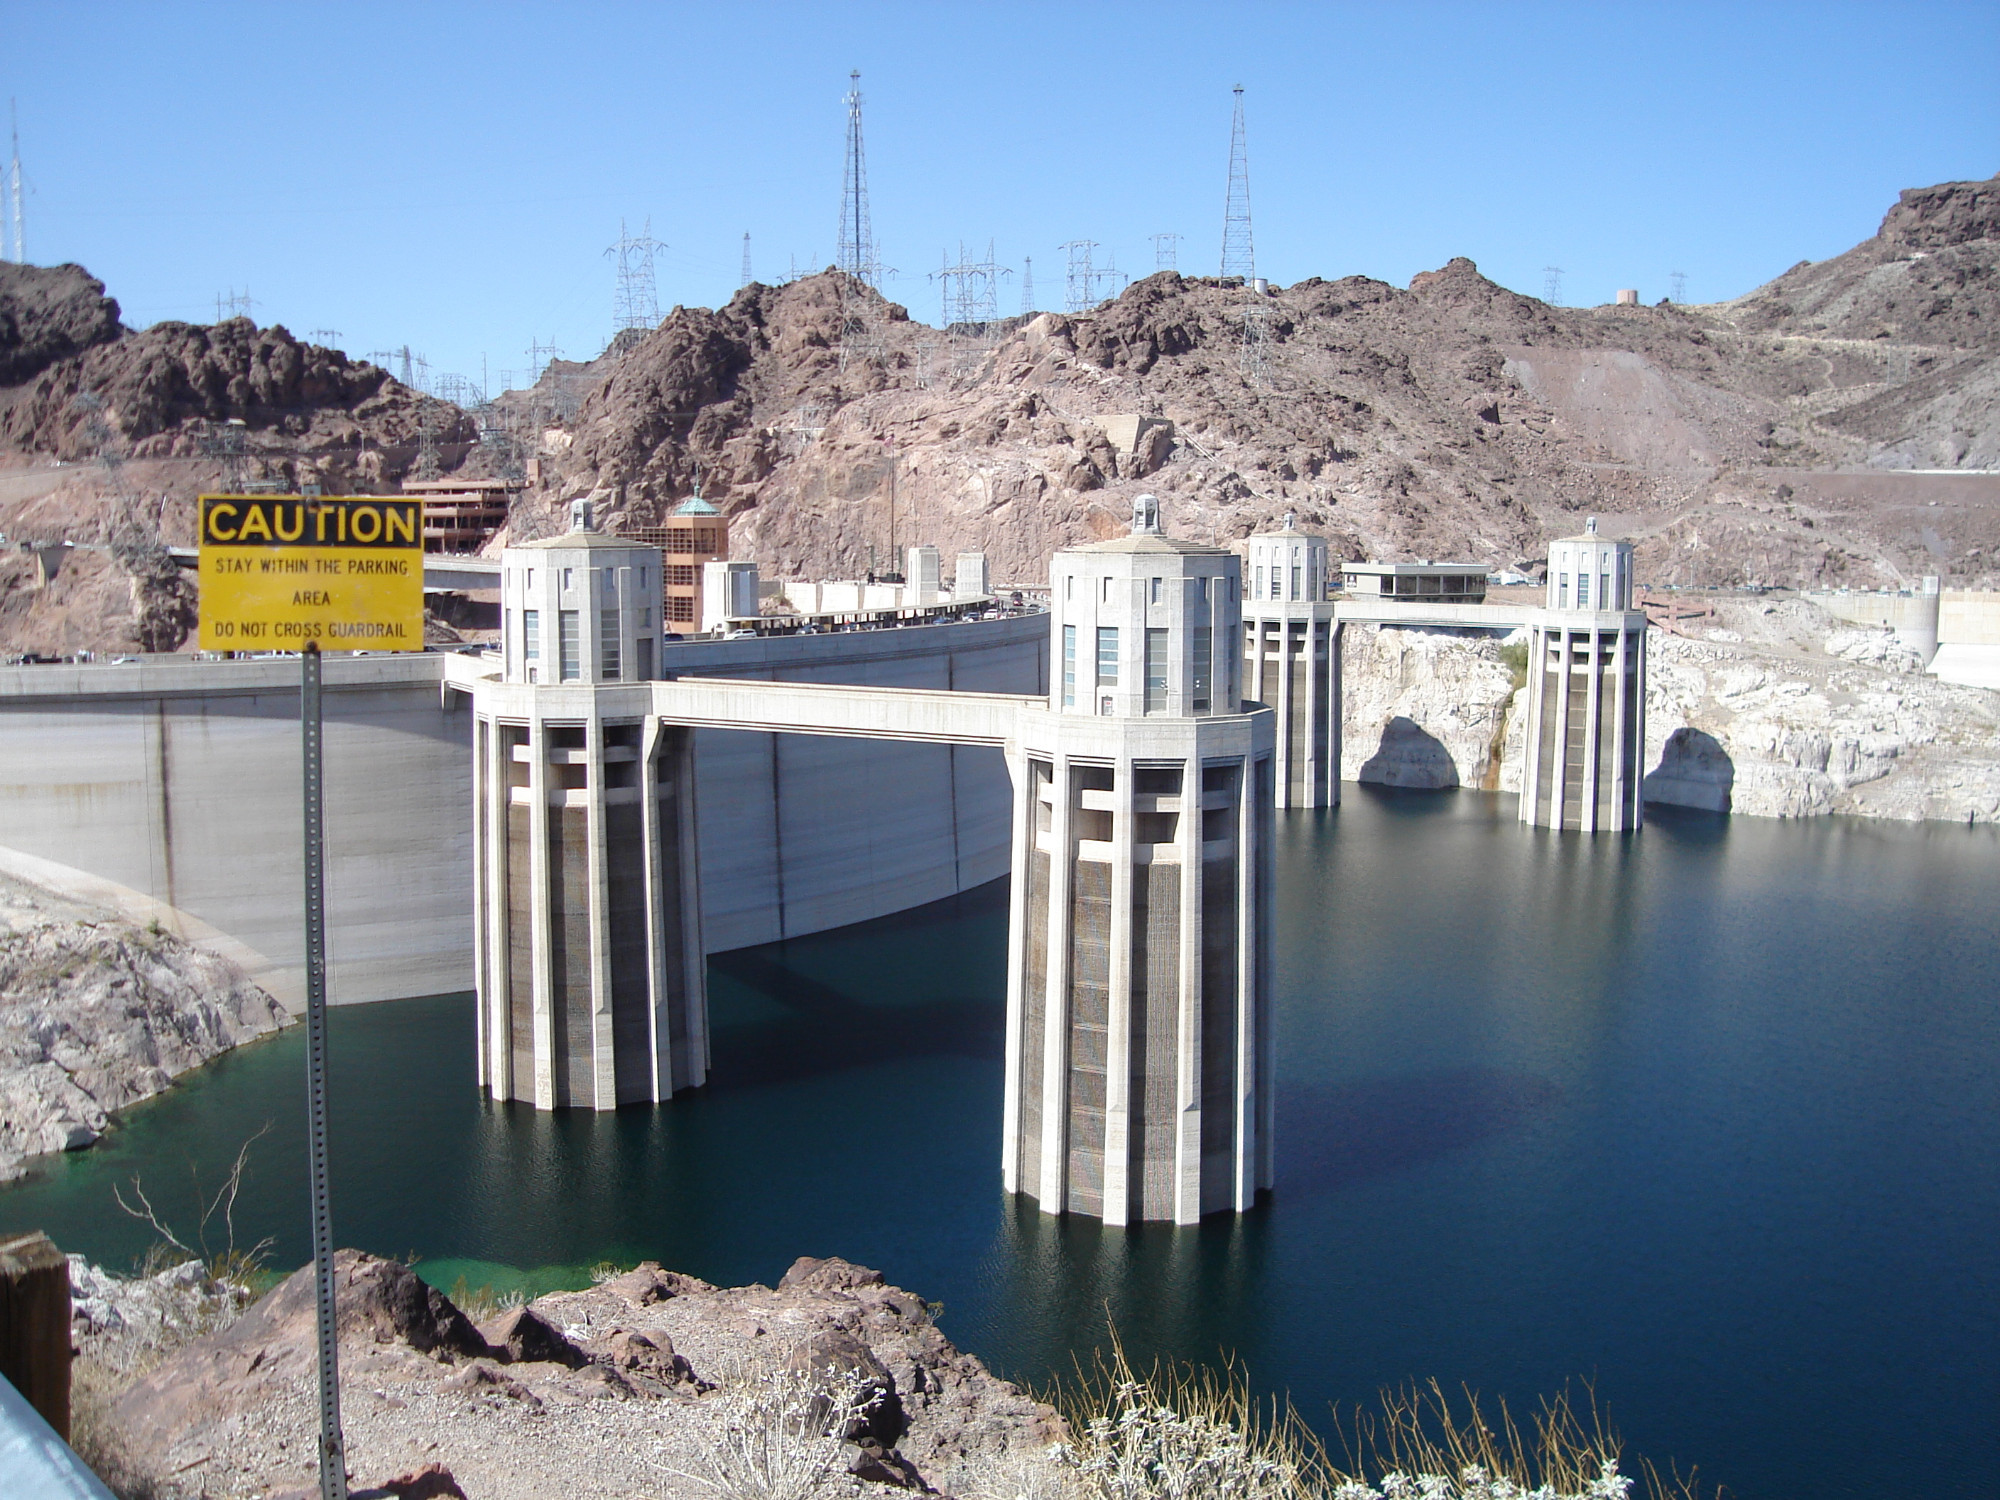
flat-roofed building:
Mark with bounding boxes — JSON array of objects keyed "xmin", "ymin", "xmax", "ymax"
[
  {"xmin": 405, "ymin": 478, "xmax": 522, "ymax": 554},
  {"xmin": 1339, "ymin": 561, "xmax": 1488, "ymax": 603}
]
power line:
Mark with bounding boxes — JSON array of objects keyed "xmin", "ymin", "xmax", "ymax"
[
  {"xmin": 525, "ymin": 337, "xmax": 561, "ymax": 384},
  {"xmin": 308, "ymin": 329, "xmax": 342, "ymax": 349},
  {"xmin": 1152, "ymin": 232, "xmax": 1183, "ymax": 271},
  {"xmin": 605, "ymin": 218, "xmax": 665, "ymax": 333},
  {"xmin": 1220, "ymin": 86, "xmax": 1254, "ymax": 279},
  {"xmin": 215, "ymin": 288, "xmax": 256, "ymax": 322},
  {"xmin": 931, "ymin": 240, "xmax": 1005, "ymax": 327}
]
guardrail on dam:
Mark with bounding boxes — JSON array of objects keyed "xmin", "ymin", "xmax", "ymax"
[{"xmin": 0, "ymin": 613, "xmax": 1048, "ymax": 1009}]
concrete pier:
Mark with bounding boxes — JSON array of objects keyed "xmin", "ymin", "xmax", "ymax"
[
  {"xmin": 1519, "ymin": 522, "xmax": 1647, "ymax": 832},
  {"xmin": 468, "ymin": 495, "xmax": 1274, "ymax": 1221},
  {"xmin": 1240, "ymin": 517, "xmax": 1338, "ymax": 808},
  {"xmin": 1006, "ymin": 497, "xmax": 1275, "ymax": 1223}
]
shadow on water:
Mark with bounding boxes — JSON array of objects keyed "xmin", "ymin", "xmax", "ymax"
[{"xmin": 1279, "ymin": 1071, "xmax": 1563, "ymax": 1199}]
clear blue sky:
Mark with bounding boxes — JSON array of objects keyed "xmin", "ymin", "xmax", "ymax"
[{"xmin": 10, "ymin": 1, "xmax": 1998, "ymax": 394}]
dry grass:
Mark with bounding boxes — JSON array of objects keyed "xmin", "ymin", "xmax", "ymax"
[{"xmin": 1040, "ymin": 1340, "xmax": 1719, "ymax": 1500}]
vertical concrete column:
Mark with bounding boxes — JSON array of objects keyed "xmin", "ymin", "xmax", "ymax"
[
  {"xmin": 1000, "ymin": 747, "xmax": 1032, "ymax": 1194},
  {"xmin": 1037, "ymin": 753, "xmax": 1074, "ymax": 1212},
  {"xmin": 1581, "ymin": 630, "xmax": 1604, "ymax": 834},
  {"xmin": 526, "ymin": 716, "xmax": 556, "ymax": 1109},
  {"xmin": 472, "ymin": 716, "xmax": 489, "ymax": 1093},
  {"xmin": 1632, "ymin": 622, "xmax": 1648, "ymax": 830},
  {"xmin": 1232, "ymin": 752, "xmax": 1258, "ymax": 1211},
  {"xmin": 1331, "ymin": 621, "xmax": 1344, "ymax": 806},
  {"xmin": 1174, "ymin": 756, "xmax": 1205, "ymax": 1226},
  {"xmin": 586, "ymin": 713, "xmax": 617, "ymax": 1108},
  {"xmin": 1274, "ymin": 626, "xmax": 1293, "ymax": 806},
  {"xmin": 481, "ymin": 718, "xmax": 512, "ymax": 1098},
  {"xmin": 1101, "ymin": 756, "xmax": 1136, "ymax": 1225},
  {"xmin": 1612, "ymin": 625, "xmax": 1630, "ymax": 827}
]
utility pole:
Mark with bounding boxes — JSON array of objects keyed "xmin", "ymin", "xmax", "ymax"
[{"xmin": 1220, "ymin": 86, "xmax": 1254, "ymax": 279}]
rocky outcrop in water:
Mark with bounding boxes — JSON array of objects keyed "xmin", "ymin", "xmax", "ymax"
[
  {"xmin": 97, "ymin": 1250, "xmax": 1061, "ymax": 1500},
  {"xmin": 1339, "ymin": 598, "xmax": 2000, "ymax": 823},
  {"xmin": 0, "ymin": 875, "xmax": 291, "ymax": 1181}
]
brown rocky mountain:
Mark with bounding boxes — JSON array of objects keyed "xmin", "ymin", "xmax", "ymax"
[{"xmin": 1, "ymin": 173, "xmax": 1995, "ymax": 653}]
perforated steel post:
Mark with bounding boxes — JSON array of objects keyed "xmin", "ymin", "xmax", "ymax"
[{"xmin": 301, "ymin": 642, "xmax": 347, "ymax": 1500}]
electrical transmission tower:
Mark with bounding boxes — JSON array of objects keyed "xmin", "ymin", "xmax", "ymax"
[
  {"xmin": 1153, "ymin": 232, "xmax": 1183, "ymax": 271},
  {"xmin": 526, "ymin": 338, "xmax": 561, "ymax": 384},
  {"xmin": 200, "ymin": 416, "xmax": 251, "ymax": 492},
  {"xmin": 836, "ymin": 70, "xmax": 880, "ymax": 287},
  {"xmin": 7, "ymin": 99, "xmax": 23, "ymax": 265},
  {"xmin": 1543, "ymin": 266, "xmax": 1564, "ymax": 306},
  {"xmin": 932, "ymin": 241, "xmax": 1005, "ymax": 327},
  {"xmin": 308, "ymin": 328, "xmax": 342, "ymax": 348},
  {"xmin": 1061, "ymin": 240, "xmax": 1124, "ymax": 313},
  {"xmin": 741, "ymin": 233, "xmax": 753, "ymax": 288},
  {"xmin": 1220, "ymin": 86, "xmax": 1254, "ymax": 279},
  {"xmin": 606, "ymin": 218, "xmax": 665, "ymax": 333},
  {"xmin": 1239, "ymin": 304, "xmax": 1271, "ymax": 386},
  {"xmin": 413, "ymin": 400, "xmax": 444, "ymax": 482},
  {"xmin": 215, "ymin": 289, "xmax": 256, "ymax": 322},
  {"xmin": 1020, "ymin": 256, "xmax": 1034, "ymax": 315},
  {"xmin": 1669, "ymin": 270, "xmax": 1688, "ymax": 304}
]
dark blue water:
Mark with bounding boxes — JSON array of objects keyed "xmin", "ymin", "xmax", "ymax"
[{"xmin": 5, "ymin": 790, "xmax": 1996, "ymax": 1499}]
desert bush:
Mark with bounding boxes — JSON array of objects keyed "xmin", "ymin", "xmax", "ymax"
[{"xmin": 667, "ymin": 1362, "xmax": 873, "ymax": 1500}]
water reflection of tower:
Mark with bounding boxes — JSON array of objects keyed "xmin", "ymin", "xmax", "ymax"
[
  {"xmin": 1240, "ymin": 515, "xmax": 1338, "ymax": 807},
  {"xmin": 1520, "ymin": 519, "xmax": 1647, "ymax": 832},
  {"xmin": 1005, "ymin": 496, "xmax": 1276, "ymax": 1225}
]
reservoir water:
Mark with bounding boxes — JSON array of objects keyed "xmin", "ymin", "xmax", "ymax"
[{"xmin": 4, "ymin": 790, "xmax": 1996, "ymax": 1499}]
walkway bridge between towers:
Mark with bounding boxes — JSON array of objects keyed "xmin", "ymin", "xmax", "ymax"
[
  {"xmin": 1332, "ymin": 599, "xmax": 1539, "ymax": 631},
  {"xmin": 441, "ymin": 654, "xmax": 1041, "ymax": 746}
]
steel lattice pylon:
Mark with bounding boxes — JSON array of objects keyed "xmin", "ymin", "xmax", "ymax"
[
  {"xmin": 1220, "ymin": 86, "xmax": 1254, "ymax": 280},
  {"xmin": 837, "ymin": 71, "xmax": 879, "ymax": 287}
]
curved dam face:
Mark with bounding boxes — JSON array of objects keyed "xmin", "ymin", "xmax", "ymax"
[{"xmin": 0, "ymin": 614, "xmax": 1048, "ymax": 1009}]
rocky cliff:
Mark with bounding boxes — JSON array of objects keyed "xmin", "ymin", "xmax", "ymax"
[
  {"xmin": 0, "ymin": 874, "xmax": 291, "ymax": 1181},
  {"xmin": 92, "ymin": 1250, "xmax": 1059, "ymax": 1500}
]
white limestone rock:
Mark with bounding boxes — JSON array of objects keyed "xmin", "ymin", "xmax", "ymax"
[
  {"xmin": 1339, "ymin": 624, "xmax": 1517, "ymax": 790},
  {"xmin": 0, "ymin": 875, "xmax": 291, "ymax": 1181}
]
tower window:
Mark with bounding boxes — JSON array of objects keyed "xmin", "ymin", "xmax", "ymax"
[
  {"xmin": 1577, "ymin": 572, "xmax": 1590, "ymax": 608},
  {"xmin": 599, "ymin": 608, "xmax": 621, "ymax": 680},
  {"xmin": 1192, "ymin": 625, "xmax": 1212, "ymax": 713},
  {"xmin": 1096, "ymin": 626, "xmax": 1119, "ymax": 691},
  {"xmin": 1145, "ymin": 629, "xmax": 1168, "ymax": 713},
  {"xmin": 558, "ymin": 610, "xmax": 580, "ymax": 680},
  {"xmin": 1062, "ymin": 625, "xmax": 1077, "ymax": 707},
  {"xmin": 1150, "ymin": 577, "xmax": 1161, "ymax": 605},
  {"xmin": 523, "ymin": 608, "xmax": 540, "ymax": 667}
]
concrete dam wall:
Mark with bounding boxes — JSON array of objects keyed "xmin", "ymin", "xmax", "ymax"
[{"xmin": 0, "ymin": 613, "xmax": 1048, "ymax": 1008}]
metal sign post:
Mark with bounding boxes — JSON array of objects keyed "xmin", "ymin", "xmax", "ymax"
[
  {"xmin": 196, "ymin": 494, "xmax": 424, "ymax": 1500},
  {"xmin": 301, "ymin": 640, "xmax": 346, "ymax": 1500}
]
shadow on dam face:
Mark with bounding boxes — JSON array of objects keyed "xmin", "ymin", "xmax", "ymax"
[{"xmin": 701, "ymin": 877, "xmax": 1009, "ymax": 1091}]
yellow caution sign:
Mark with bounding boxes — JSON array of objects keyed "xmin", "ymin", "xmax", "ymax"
[{"xmin": 198, "ymin": 495, "xmax": 425, "ymax": 652}]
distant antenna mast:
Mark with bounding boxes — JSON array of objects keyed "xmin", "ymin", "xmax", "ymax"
[
  {"xmin": 1220, "ymin": 86, "xmax": 1254, "ymax": 279},
  {"xmin": 837, "ymin": 70, "xmax": 878, "ymax": 286},
  {"xmin": 1152, "ymin": 232, "xmax": 1182, "ymax": 271},
  {"xmin": 741, "ymin": 232, "xmax": 754, "ymax": 288},
  {"xmin": 1669, "ymin": 270, "xmax": 1688, "ymax": 304},
  {"xmin": 1020, "ymin": 255, "xmax": 1034, "ymax": 315},
  {"xmin": 1543, "ymin": 266, "xmax": 1564, "ymax": 306},
  {"xmin": 7, "ymin": 100, "xmax": 21, "ymax": 265},
  {"xmin": 606, "ymin": 218, "xmax": 665, "ymax": 333}
]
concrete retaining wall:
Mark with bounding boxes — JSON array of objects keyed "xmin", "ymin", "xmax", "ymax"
[{"xmin": 0, "ymin": 614, "xmax": 1049, "ymax": 1007}]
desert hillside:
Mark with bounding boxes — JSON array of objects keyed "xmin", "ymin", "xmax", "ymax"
[{"xmin": 1, "ymin": 172, "xmax": 1995, "ymax": 652}]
